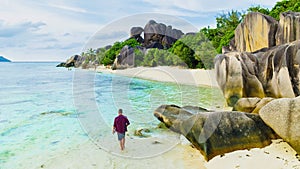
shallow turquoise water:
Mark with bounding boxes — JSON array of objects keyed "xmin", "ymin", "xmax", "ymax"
[
  {"xmin": 0, "ymin": 63, "xmax": 85, "ymax": 168},
  {"xmin": 0, "ymin": 62, "xmax": 224, "ymax": 168}
]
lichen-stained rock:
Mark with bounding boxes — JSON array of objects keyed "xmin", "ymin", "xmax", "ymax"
[
  {"xmin": 215, "ymin": 40, "xmax": 300, "ymax": 106},
  {"xmin": 154, "ymin": 105, "xmax": 278, "ymax": 161},
  {"xmin": 130, "ymin": 27, "xmax": 144, "ymax": 43},
  {"xmin": 57, "ymin": 55, "xmax": 82, "ymax": 68},
  {"xmin": 251, "ymin": 97, "xmax": 275, "ymax": 114},
  {"xmin": 259, "ymin": 97, "xmax": 300, "ymax": 153},
  {"xmin": 232, "ymin": 11, "xmax": 300, "ymax": 53},
  {"xmin": 234, "ymin": 12, "xmax": 278, "ymax": 52},
  {"xmin": 130, "ymin": 27, "xmax": 144, "ymax": 37},
  {"xmin": 233, "ymin": 97, "xmax": 261, "ymax": 113},
  {"xmin": 276, "ymin": 11, "xmax": 300, "ymax": 46},
  {"xmin": 215, "ymin": 52, "xmax": 243, "ymax": 106},
  {"xmin": 144, "ymin": 20, "xmax": 183, "ymax": 48},
  {"xmin": 233, "ymin": 97, "xmax": 274, "ymax": 114},
  {"xmin": 112, "ymin": 45, "xmax": 137, "ymax": 70},
  {"xmin": 65, "ymin": 55, "xmax": 81, "ymax": 67}
]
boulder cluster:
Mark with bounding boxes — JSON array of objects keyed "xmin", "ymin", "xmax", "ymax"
[
  {"xmin": 112, "ymin": 20, "xmax": 184, "ymax": 69},
  {"xmin": 58, "ymin": 20, "xmax": 185, "ymax": 69},
  {"xmin": 215, "ymin": 40, "xmax": 300, "ymax": 106},
  {"xmin": 56, "ymin": 55, "xmax": 81, "ymax": 68},
  {"xmin": 129, "ymin": 20, "xmax": 184, "ymax": 49},
  {"xmin": 154, "ymin": 105, "xmax": 278, "ymax": 161},
  {"xmin": 229, "ymin": 11, "xmax": 300, "ymax": 52},
  {"xmin": 215, "ymin": 11, "xmax": 300, "ymax": 107},
  {"xmin": 155, "ymin": 11, "xmax": 300, "ymax": 161},
  {"xmin": 212, "ymin": 11, "xmax": 300, "ymax": 158}
]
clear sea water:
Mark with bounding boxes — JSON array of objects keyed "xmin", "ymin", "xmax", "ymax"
[{"xmin": 0, "ymin": 62, "xmax": 224, "ymax": 168}]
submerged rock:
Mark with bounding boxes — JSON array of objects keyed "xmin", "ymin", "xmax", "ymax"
[
  {"xmin": 40, "ymin": 111, "xmax": 72, "ymax": 116},
  {"xmin": 259, "ymin": 96, "xmax": 300, "ymax": 153},
  {"xmin": 154, "ymin": 105, "xmax": 278, "ymax": 161},
  {"xmin": 133, "ymin": 128, "xmax": 151, "ymax": 137}
]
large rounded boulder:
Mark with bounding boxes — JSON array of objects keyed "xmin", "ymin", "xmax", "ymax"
[
  {"xmin": 154, "ymin": 105, "xmax": 278, "ymax": 161},
  {"xmin": 259, "ymin": 96, "xmax": 300, "ymax": 153}
]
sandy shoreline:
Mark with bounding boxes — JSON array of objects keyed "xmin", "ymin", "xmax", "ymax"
[
  {"xmin": 35, "ymin": 66, "xmax": 300, "ymax": 169},
  {"xmin": 40, "ymin": 136, "xmax": 207, "ymax": 169},
  {"xmin": 39, "ymin": 137, "xmax": 300, "ymax": 169},
  {"xmin": 94, "ymin": 66, "xmax": 219, "ymax": 88}
]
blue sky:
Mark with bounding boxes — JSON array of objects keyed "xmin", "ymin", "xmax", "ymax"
[{"xmin": 0, "ymin": 0, "xmax": 278, "ymax": 61}]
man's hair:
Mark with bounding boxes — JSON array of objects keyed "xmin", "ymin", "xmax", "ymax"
[{"xmin": 118, "ymin": 109, "xmax": 123, "ymax": 114}]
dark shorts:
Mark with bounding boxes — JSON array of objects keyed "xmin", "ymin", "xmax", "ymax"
[{"xmin": 117, "ymin": 132, "xmax": 125, "ymax": 141}]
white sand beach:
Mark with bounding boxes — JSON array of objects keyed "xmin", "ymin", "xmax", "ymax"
[
  {"xmin": 95, "ymin": 66, "xmax": 219, "ymax": 88},
  {"xmin": 39, "ymin": 136, "xmax": 206, "ymax": 169},
  {"xmin": 39, "ymin": 137, "xmax": 300, "ymax": 169},
  {"xmin": 38, "ymin": 66, "xmax": 300, "ymax": 169}
]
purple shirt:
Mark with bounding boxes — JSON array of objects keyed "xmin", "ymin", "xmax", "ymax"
[{"xmin": 113, "ymin": 115, "xmax": 130, "ymax": 133}]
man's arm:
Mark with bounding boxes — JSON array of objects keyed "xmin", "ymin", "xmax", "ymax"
[
  {"xmin": 126, "ymin": 117, "xmax": 130, "ymax": 126},
  {"xmin": 112, "ymin": 118, "xmax": 116, "ymax": 134},
  {"xmin": 112, "ymin": 126, "xmax": 116, "ymax": 134}
]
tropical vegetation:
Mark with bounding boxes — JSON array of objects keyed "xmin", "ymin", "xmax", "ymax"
[{"xmin": 80, "ymin": 0, "xmax": 300, "ymax": 70}]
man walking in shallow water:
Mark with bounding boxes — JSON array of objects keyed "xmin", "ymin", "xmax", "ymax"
[{"xmin": 113, "ymin": 109, "xmax": 130, "ymax": 151}]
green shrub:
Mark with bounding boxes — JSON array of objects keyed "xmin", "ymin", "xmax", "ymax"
[{"xmin": 101, "ymin": 38, "xmax": 140, "ymax": 66}]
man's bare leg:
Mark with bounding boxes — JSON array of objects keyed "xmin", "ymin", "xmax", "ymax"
[
  {"xmin": 121, "ymin": 138, "xmax": 125, "ymax": 150},
  {"xmin": 119, "ymin": 140, "xmax": 123, "ymax": 150}
]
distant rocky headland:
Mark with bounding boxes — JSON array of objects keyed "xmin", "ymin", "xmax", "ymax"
[
  {"xmin": 0, "ymin": 56, "xmax": 11, "ymax": 62},
  {"xmin": 57, "ymin": 20, "xmax": 188, "ymax": 69},
  {"xmin": 57, "ymin": 20, "xmax": 214, "ymax": 70}
]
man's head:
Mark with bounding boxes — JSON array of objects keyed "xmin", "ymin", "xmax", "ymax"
[{"xmin": 118, "ymin": 109, "xmax": 123, "ymax": 115}]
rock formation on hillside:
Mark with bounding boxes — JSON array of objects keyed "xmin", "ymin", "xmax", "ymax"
[
  {"xmin": 276, "ymin": 11, "xmax": 300, "ymax": 45},
  {"xmin": 234, "ymin": 12, "xmax": 278, "ymax": 52},
  {"xmin": 154, "ymin": 105, "xmax": 278, "ymax": 161},
  {"xmin": 216, "ymin": 11, "xmax": 300, "ymax": 106},
  {"xmin": 212, "ymin": 11, "xmax": 300, "ymax": 156},
  {"xmin": 130, "ymin": 27, "xmax": 144, "ymax": 44},
  {"xmin": 215, "ymin": 40, "xmax": 300, "ymax": 106},
  {"xmin": 112, "ymin": 20, "xmax": 184, "ymax": 69},
  {"xmin": 143, "ymin": 20, "xmax": 183, "ymax": 49},
  {"xmin": 231, "ymin": 11, "xmax": 300, "ymax": 53},
  {"xmin": 111, "ymin": 45, "xmax": 135, "ymax": 70},
  {"xmin": 59, "ymin": 20, "xmax": 186, "ymax": 69}
]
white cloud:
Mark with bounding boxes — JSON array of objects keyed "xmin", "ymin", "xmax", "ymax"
[
  {"xmin": 0, "ymin": 0, "xmax": 280, "ymax": 61},
  {"xmin": 0, "ymin": 21, "xmax": 46, "ymax": 38},
  {"xmin": 47, "ymin": 3, "xmax": 89, "ymax": 14},
  {"xmin": 143, "ymin": 0, "xmax": 277, "ymax": 13},
  {"xmin": 0, "ymin": 0, "xmax": 100, "ymax": 61}
]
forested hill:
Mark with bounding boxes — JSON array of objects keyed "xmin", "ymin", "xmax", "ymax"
[{"xmin": 59, "ymin": 0, "xmax": 300, "ymax": 70}]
